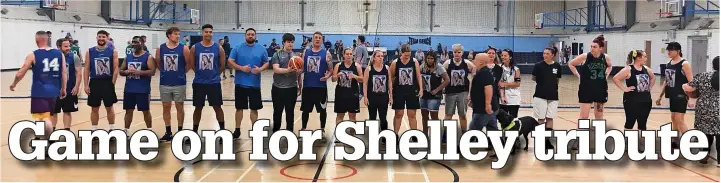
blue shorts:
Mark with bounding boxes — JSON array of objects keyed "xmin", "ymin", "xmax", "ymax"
[
  {"xmin": 123, "ymin": 93, "xmax": 150, "ymax": 111},
  {"xmin": 419, "ymin": 98, "xmax": 441, "ymax": 111}
]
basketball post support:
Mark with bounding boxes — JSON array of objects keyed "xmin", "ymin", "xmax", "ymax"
[{"xmin": 680, "ymin": 0, "xmax": 695, "ymax": 29}]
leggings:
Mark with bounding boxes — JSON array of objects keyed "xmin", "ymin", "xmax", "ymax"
[
  {"xmin": 704, "ymin": 134, "xmax": 720, "ymax": 161},
  {"xmin": 500, "ymin": 105, "xmax": 520, "ymax": 118},
  {"xmin": 623, "ymin": 102, "xmax": 651, "ymax": 130},
  {"xmin": 271, "ymin": 86, "xmax": 297, "ymax": 132},
  {"xmin": 367, "ymin": 96, "xmax": 389, "ymax": 131}
]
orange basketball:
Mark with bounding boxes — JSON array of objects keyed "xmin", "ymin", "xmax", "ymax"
[{"xmin": 290, "ymin": 56, "xmax": 304, "ymax": 70}]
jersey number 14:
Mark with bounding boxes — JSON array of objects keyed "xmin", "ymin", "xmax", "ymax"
[{"xmin": 42, "ymin": 58, "xmax": 60, "ymax": 72}]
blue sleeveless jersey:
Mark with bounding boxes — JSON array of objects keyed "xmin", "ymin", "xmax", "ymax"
[
  {"xmin": 124, "ymin": 52, "xmax": 152, "ymax": 94},
  {"xmin": 193, "ymin": 42, "xmax": 221, "ymax": 84},
  {"xmin": 303, "ymin": 48, "xmax": 328, "ymax": 87},
  {"xmin": 64, "ymin": 52, "xmax": 76, "ymax": 95},
  {"xmin": 31, "ymin": 49, "xmax": 64, "ymax": 98},
  {"xmin": 159, "ymin": 43, "xmax": 187, "ymax": 86},
  {"xmin": 88, "ymin": 47, "xmax": 114, "ymax": 79}
]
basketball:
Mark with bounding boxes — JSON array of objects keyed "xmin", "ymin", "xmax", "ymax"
[{"xmin": 289, "ymin": 56, "xmax": 303, "ymax": 70}]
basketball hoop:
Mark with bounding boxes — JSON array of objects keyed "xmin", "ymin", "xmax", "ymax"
[
  {"xmin": 52, "ymin": 4, "xmax": 67, "ymax": 10},
  {"xmin": 656, "ymin": 12, "xmax": 673, "ymax": 18}
]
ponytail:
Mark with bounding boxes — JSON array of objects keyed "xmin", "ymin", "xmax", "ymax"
[{"xmin": 627, "ymin": 50, "xmax": 645, "ymax": 65}]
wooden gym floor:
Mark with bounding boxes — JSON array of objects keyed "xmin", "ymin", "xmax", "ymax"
[{"xmin": 0, "ymin": 71, "xmax": 718, "ymax": 182}]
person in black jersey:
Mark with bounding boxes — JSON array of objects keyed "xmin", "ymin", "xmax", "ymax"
[
  {"xmin": 333, "ymin": 48, "xmax": 363, "ymax": 141},
  {"xmin": 389, "ymin": 44, "xmax": 424, "ymax": 141},
  {"xmin": 419, "ymin": 50, "xmax": 449, "ymax": 135},
  {"xmin": 364, "ymin": 50, "xmax": 391, "ymax": 136},
  {"xmin": 531, "ymin": 47, "xmax": 562, "ymax": 150},
  {"xmin": 613, "ymin": 50, "xmax": 655, "ymax": 131},
  {"xmin": 568, "ymin": 35, "xmax": 612, "ymax": 129},
  {"xmin": 656, "ymin": 42, "xmax": 693, "ymax": 149},
  {"xmin": 469, "ymin": 53, "xmax": 499, "ymax": 133}
]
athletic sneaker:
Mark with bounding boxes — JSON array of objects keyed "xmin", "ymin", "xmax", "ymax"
[
  {"xmin": 159, "ymin": 133, "xmax": 172, "ymax": 143},
  {"xmin": 233, "ymin": 129, "xmax": 241, "ymax": 140}
]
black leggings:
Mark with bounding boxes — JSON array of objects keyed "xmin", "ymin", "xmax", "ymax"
[
  {"xmin": 367, "ymin": 98, "xmax": 389, "ymax": 131},
  {"xmin": 623, "ymin": 102, "xmax": 651, "ymax": 130},
  {"xmin": 500, "ymin": 105, "xmax": 520, "ymax": 118},
  {"xmin": 704, "ymin": 134, "xmax": 720, "ymax": 161},
  {"xmin": 272, "ymin": 86, "xmax": 297, "ymax": 132},
  {"xmin": 301, "ymin": 110, "xmax": 327, "ymax": 130}
]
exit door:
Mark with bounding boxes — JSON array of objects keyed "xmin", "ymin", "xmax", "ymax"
[{"xmin": 689, "ymin": 36, "xmax": 709, "ymax": 74}]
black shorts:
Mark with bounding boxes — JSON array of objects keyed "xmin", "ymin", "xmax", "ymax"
[
  {"xmin": 54, "ymin": 95, "xmax": 79, "ymax": 113},
  {"xmin": 235, "ymin": 85, "xmax": 263, "ymax": 110},
  {"xmin": 668, "ymin": 95, "xmax": 688, "ymax": 113},
  {"xmin": 392, "ymin": 92, "xmax": 420, "ymax": 110},
  {"xmin": 301, "ymin": 87, "xmax": 328, "ymax": 113},
  {"xmin": 334, "ymin": 95, "xmax": 360, "ymax": 113},
  {"xmin": 192, "ymin": 83, "xmax": 223, "ymax": 107},
  {"xmin": 578, "ymin": 87, "xmax": 608, "ymax": 104},
  {"xmin": 123, "ymin": 93, "xmax": 150, "ymax": 111},
  {"xmin": 88, "ymin": 78, "xmax": 118, "ymax": 107}
]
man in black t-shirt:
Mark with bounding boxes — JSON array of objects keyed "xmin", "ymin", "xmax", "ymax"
[{"xmin": 469, "ymin": 53, "xmax": 499, "ymax": 132}]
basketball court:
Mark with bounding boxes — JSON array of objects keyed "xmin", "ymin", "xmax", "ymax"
[{"xmin": 1, "ymin": 71, "xmax": 718, "ymax": 182}]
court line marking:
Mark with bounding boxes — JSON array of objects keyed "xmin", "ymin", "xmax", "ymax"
[
  {"xmin": 234, "ymin": 115, "xmax": 302, "ymax": 182},
  {"xmin": 215, "ymin": 168, "xmax": 247, "ymax": 171},
  {"xmin": 234, "ymin": 162, "xmax": 256, "ymax": 182},
  {"xmin": 400, "ymin": 114, "xmax": 430, "ymax": 181},
  {"xmin": 557, "ymin": 115, "xmax": 719, "ymax": 182},
  {"xmin": 393, "ymin": 171, "xmax": 425, "ymax": 175},
  {"xmin": 196, "ymin": 140, "xmax": 251, "ymax": 182},
  {"xmin": 386, "ymin": 161, "xmax": 393, "ymax": 182}
]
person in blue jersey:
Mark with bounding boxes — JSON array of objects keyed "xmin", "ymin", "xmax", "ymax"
[
  {"xmin": 156, "ymin": 27, "xmax": 192, "ymax": 142},
  {"xmin": 299, "ymin": 32, "xmax": 334, "ymax": 138},
  {"xmin": 227, "ymin": 28, "xmax": 269, "ymax": 139},
  {"xmin": 120, "ymin": 36, "xmax": 156, "ymax": 133},
  {"xmin": 50, "ymin": 38, "xmax": 82, "ymax": 131},
  {"xmin": 567, "ymin": 35, "xmax": 613, "ymax": 150},
  {"xmin": 190, "ymin": 24, "xmax": 227, "ymax": 135},
  {"xmin": 389, "ymin": 44, "xmax": 424, "ymax": 141},
  {"xmin": 84, "ymin": 30, "xmax": 119, "ymax": 131},
  {"xmin": 9, "ymin": 31, "xmax": 67, "ymax": 140},
  {"xmin": 271, "ymin": 33, "xmax": 302, "ymax": 133}
]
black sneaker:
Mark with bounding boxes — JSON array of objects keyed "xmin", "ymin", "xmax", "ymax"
[
  {"xmin": 233, "ymin": 130, "xmax": 241, "ymax": 140},
  {"xmin": 547, "ymin": 139, "xmax": 556, "ymax": 150},
  {"xmin": 159, "ymin": 133, "xmax": 172, "ymax": 143}
]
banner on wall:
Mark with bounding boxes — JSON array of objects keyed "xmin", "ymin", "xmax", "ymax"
[{"xmin": 408, "ymin": 37, "xmax": 431, "ymax": 46}]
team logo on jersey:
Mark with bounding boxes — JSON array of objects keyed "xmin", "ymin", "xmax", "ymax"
[
  {"xmin": 339, "ymin": 70, "xmax": 353, "ymax": 88},
  {"xmin": 450, "ymin": 70, "xmax": 465, "ymax": 86},
  {"xmin": 128, "ymin": 62, "xmax": 142, "ymax": 79},
  {"xmin": 164, "ymin": 54, "xmax": 179, "ymax": 71},
  {"xmin": 372, "ymin": 75, "xmax": 387, "ymax": 93},
  {"xmin": 94, "ymin": 57, "xmax": 111, "ymax": 76},
  {"xmin": 552, "ymin": 68, "xmax": 558, "ymax": 74},
  {"xmin": 306, "ymin": 56, "xmax": 321, "ymax": 73},
  {"xmin": 199, "ymin": 53, "xmax": 214, "ymax": 71},
  {"xmin": 399, "ymin": 68, "xmax": 414, "ymax": 85},
  {"xmin": 422, "ymin": 74, "xmax": 431, "ymax": 92},
  {"xmin": 636, "ymin": 74, "xmax": 650, "ymax": 92}
]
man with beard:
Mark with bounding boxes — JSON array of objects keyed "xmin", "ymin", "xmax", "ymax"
[
  {"xmin": 84, "ymin": 30, "xmax": 119, "ymax": 131},
  {"xmin": 299, "ymin": 32, "xmax": 333, "ymax": 138},
  {"xmin": 50, "ymin": 38, "xmax": 82, "ymax": 131},
  {"xmin": 227, "ymin": 28, "xmax": 269, "ymax": 139},
  {"xmin": 156, "ymin": 27, "xmax": 192, "ymax": 142},
  {"xmin": 190, "ymin": 24, "xmax": 226, "ymax": 139},
  {"xmin": 120, "ymin": 36, "xmax": 156, "ymax": 133}
]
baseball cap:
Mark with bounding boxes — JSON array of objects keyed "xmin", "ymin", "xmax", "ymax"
[{"xmin": 666, "ymin": 42, "xmax": 682, "ymax": 51}]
